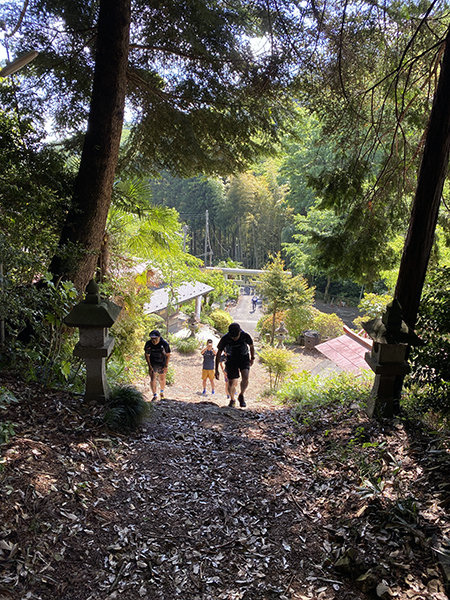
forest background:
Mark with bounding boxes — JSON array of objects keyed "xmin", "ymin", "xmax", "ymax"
[{"xmin": 0, "ymin": 0, "xmax": 449, "ymax": 416}]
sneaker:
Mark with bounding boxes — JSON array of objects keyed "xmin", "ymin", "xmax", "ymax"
[
  {"xmin": 152, "ymin": 393, "xmax": 158, "ymax": 401},
  {"xmin": 160, "ymin": 391, "xmax": 165, "ymax": 399},
  {"xmin": 228, "ymin": 398, "xmax": 236, "ymax": 407},
  {"xmin": 211, "ymin": 390, "xmax": 215, "ymax": 395},
  {"xmin": 238, "ymin": 393, "xmax": 246, "ymax": 408},
  {"xmin": 226, "ymin": 395, "xmax": 230, "ymax": 399},
  {"xmin": 202, "ymin": 390, "xmax": 207, "ymax": 395}
]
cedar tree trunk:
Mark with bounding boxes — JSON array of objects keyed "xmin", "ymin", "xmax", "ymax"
[
  {"xmin": 49, "ymin": 0, "xmax": 131, "ymax": 290},
  {"xmin": 395, "ymin": 26, "xmax": 450, "ymax": 327}
]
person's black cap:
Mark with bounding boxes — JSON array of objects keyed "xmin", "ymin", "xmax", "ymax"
[
  {"xmin": 149, "ymin": 330, "xmax": 161, "ymax": 338},
  {"xmin": 228, "ymin": 323, "xmax": 241, "ymax": 336}
]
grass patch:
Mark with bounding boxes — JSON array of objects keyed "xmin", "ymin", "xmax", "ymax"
[
  {"xmin": 277, "ymin": 370, "xmax": 373, "ymax": 419},
  {"xmin": 104, "ymin": 385, "xmax": 150, "ymax": 432},
  {"xmin": 172, "ymin": 336, "xmax": 200, "ymax": 355}
]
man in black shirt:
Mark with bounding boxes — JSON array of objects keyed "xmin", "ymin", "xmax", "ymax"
[
  {"xmin": 215, "ymin": 322, "xmax": 255, "ymax": 408},
  {"xmin": 144, "ymin": 330, "xmax": 171, "ymax": 401}
]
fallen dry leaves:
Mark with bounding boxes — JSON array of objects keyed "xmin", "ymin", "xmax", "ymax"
[{"xmin": 0, "ymin": 353, "xmax": 449, "ymax": 600}]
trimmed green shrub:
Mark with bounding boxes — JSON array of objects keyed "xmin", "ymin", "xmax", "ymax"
[
  {"xmin": 258, "ymin": 308, "xmax": 344, "ymax": 342},
  {"xmin": 104, "ymin": 385, "xmax": 150, "ymax": 431},
  {"xmin": 201, "ymin": 314, "xmax": 215, "ymax": 329},
  {"xmin": 209, "ymin": 309, "xmax": 233, "ymax": 333},
  {"xmin": 285, "ymin": 306, "xmax": 314, "ymax": 341},
  {"xmin": 257, "ymin": 311, "xmax": 287, "ymax": 340},
  {"xmin": 311, "ymin": 308, "xmax": 344, "ymax": 339}
]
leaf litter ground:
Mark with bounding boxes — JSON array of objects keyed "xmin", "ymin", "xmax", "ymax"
[{"xmin": 0, "ymin": 349, "xmax": 449, "ymax": 600}]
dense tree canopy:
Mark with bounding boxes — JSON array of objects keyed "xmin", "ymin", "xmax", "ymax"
[
  {"xmin": 1, "ymin": 0, "xmax": 312, "ymax": 287},
  {"xmin": 1, "ymin": 0, "xmax": 450, "ymax": 320},
  {"xmin": 0, "ymin": 88, "xmax": 73, "ymax": 274},
  {"xmin": 1, "ymin": 0, "xmax": 305, "ymax": 175}
]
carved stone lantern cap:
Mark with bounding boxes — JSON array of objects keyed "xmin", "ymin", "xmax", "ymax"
[
  {"xmin": 63, "ymin": 279, "xmax": 122, "ymax": 328},
  {"xmin": 362, "ymin": 298, "xmax": 422, "ymax": 346},
  {"xmin": 276, "ymin": 321, "xmax": 288, "ymax": 335}
]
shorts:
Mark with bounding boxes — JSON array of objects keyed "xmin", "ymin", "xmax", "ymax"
[
  {"xmin": 150, "ymin": 363, "xmax": 166, "ymax": 374},
  {"xmin": 226, "ymin": 360, "xmax": 250, "ymax": 381},
  {"xmin": 202, "ymin": 369, "xmax": 215, "ymax": 381}
]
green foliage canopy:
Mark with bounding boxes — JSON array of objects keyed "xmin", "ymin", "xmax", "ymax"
[
  {"xmin": 1, "ymin": 0, "xmax": 308, "ymax": 177},
  {"xmin": 406, "ymin": 266, "xmax": 450, "ymax": 415}
]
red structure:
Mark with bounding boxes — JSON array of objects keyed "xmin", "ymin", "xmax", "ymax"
[{"xmin": 315, "ymin": 326, "xmax": 372, "ymax": 374}]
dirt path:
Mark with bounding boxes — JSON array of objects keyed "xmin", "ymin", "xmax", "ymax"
[
  {"xmin": 139, "ymin": 346, "xmax": 325, "ymax": 409},
  {"xmin": 118, "ymin": 397, "xmax": 345, "ymax": 600},
  {"xmin": 227, "ymin": 293, "xmax": 262, "ymax": 339},
  {"xmin": 1, "ymin": 353, "xmax": 447, "ymax": 600}
]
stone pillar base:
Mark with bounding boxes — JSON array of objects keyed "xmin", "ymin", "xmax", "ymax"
[
  {"xmin": 366, "ymin": 374, "xmax": 400, "ymax": 418},
  {"xmin": 84, "ymin": 357, "xmax": 110, "ymax": 402}
]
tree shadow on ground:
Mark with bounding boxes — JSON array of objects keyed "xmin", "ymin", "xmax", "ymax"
[{"xmin": 0, "ymin": 380, "xmax": 448, "ymax": 600}]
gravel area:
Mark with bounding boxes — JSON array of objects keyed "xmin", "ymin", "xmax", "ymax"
[{"xmin": 140, "ymin": 344, "xmax": 325, "ymax": 409}]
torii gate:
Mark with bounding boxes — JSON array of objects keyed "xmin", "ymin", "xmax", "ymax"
[{"xmin": 204, "ymin": 266, "xmax": 291, "ymax": 288}]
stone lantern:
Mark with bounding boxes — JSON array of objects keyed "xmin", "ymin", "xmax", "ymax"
[
  {"xmin": 275, "ymin": 321, "xmax": 289, "ymax": 348},
  {"xmin": 363, "ymin": 299, "xmax": 421, "ymax": 418},
  {"xmin": 64, "ymin": 280, "xmax": 122, "ymax": 402}
]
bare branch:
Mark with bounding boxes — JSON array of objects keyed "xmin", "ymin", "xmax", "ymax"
[
  {"xmin": 337, "ymin": 0, "xmax": 350, "ymax": 104},
  {"xmin": 5, "ymin": 0, "xmax": 29, "ymax": 37}
]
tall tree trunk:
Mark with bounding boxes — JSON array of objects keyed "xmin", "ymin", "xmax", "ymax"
[
  {"xmin": 395, "ymin": 26, "xmax": 450, "ymax": 326},
  {"xmin": 324, "ymin": 275, "xmax": 331, "ymax": 303},
  {"xmin": 49, "ymin": 0, "xmax": 131, "ymax": 290}
]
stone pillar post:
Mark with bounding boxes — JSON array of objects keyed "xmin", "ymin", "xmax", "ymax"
[
  {"xmin": 195, "ymin": 295, "xmax": 202, "ymax": 321},
  {"xmin": 363, "ymin": 299, "xmax": 422, "ymax": 419},
  {"xmin": 364, "ymin": 342, "xmax": 410, "ymax": 418}
]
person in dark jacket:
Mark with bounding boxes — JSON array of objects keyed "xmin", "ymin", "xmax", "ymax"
[
  {"xmin": 144, "ymin": 330, "xmax": 171, "ymax": 401},
  {"xmin": 215, "ymin": 322, "xmax": 254, "ymax": 408}
]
